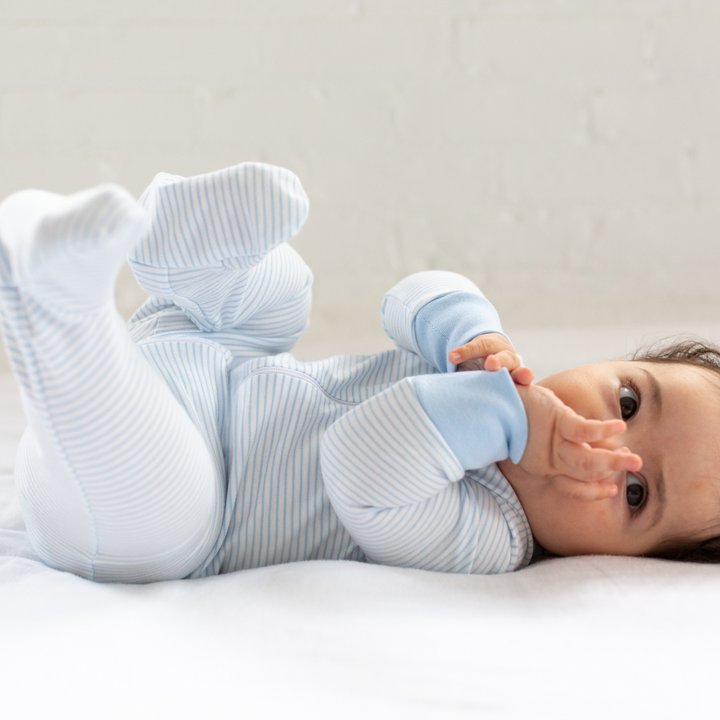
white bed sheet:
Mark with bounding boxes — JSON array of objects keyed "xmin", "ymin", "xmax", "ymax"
[{"xmin": 2, "ymin": 327, "xmax": 719, "ymax": 720}]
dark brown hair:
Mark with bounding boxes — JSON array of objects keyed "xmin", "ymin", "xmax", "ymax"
[{"xmin": 631, "ymin": 337, "xmax": 720, "ymax": 564}]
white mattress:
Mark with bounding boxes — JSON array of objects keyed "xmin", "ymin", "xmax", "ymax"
[{"xmin": 2, "ymin": 327, "xmax": 719, "ymax": 719}]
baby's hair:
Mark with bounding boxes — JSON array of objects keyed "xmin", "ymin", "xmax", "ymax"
[{"xmin": 631, "ymin": 337, "xmax": 720, "ymax": 564}]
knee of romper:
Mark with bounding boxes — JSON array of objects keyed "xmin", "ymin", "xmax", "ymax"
[{"xmin": 15, "ymin": 425, "xmax": 222, "ymax": 583}]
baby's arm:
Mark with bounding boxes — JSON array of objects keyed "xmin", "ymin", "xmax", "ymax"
[
  {"xmin": 321, "ymin": 369, "xmax": 638, "ymax": 575},
  {"xmin": 415, "ymin": 371, "xmax": 640, "ymax": 501},
  {"xmin": 321, "ymin": 370, "xmax": 533, "ymax": 574},
  {"xmin": 381, "ymin": 271, "xmax": 516, "ymax": 374}
]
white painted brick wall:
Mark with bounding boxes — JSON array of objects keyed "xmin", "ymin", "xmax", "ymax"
[{"xmin": 1, "ymin": 0, "xmax": 719, "ymax": 365}]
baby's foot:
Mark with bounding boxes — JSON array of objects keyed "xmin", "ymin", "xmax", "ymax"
[
  {"xmin": 0, "ymin": 185, "xmax": 144, "ymax": 315},
  {"xmin": 132, "ymin": 162, "xmax": 309, "ymax": 270}
]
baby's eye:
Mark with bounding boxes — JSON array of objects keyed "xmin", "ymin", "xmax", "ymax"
[
  {"xmin": 626, "ymin": 475, "xmax": 646, "ymax": 509},
  {"xmin": 619, "ymin": 385, "xmax": 639, "ymax": 420}
]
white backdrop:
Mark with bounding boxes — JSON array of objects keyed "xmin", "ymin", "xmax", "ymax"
[{"xmin": 1, "ymin": 0, "xmax": 719, "ymax": 365}]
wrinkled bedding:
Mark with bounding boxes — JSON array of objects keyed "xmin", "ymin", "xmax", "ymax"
[{"xmin": 1, "ymin": 327, "xmax": 718, "ymax": 719}]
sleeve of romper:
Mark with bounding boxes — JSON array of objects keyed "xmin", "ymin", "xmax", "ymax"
[
  {"xmin": 381, "ymin": 271, "xmax": 510, "ymax": 373},
  {"xmin": 320, "ymin": 369, "xmax": 533, "ymax": 575}
]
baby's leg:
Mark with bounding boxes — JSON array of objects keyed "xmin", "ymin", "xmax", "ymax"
[
  {"xmin": 128, "ymin": 163, "xmax": 313, "ymax": 358},
  {"xmin": 0, "ymin": 186, "xmax": 222, "ymax": 582}
]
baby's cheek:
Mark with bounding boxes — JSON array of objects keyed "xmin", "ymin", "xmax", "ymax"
[
  {"xmin": 596, "ymin": 503, "xmax": 612, "ymax": 519},
  {"xmin": 561, "ymin": 501, "xmax": 618, "ymax": 554}
]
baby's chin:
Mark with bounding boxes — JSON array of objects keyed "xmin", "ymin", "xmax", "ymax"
[{"xmin": 496, "ymin": 459, "xmax": 558, "ymax": 544}]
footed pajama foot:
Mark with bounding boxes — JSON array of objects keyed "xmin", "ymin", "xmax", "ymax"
[
  {"xmin": 0, "ymin": 185, "xmax": 144, "ymax": 315},
  {"xmin": 132, "ymin": 162, "xmax": 309, "ymax": 270}
]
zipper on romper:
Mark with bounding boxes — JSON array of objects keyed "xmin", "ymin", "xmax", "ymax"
[{"xmin": 245, "ymin": 366, "xmax": 360, "ymax": 407}]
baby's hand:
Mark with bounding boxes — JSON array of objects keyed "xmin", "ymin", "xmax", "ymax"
[
  {"xmin": 514, "ymin": 383, "xmax": 642, "ymax": 500},
  {"xmin": 449, "ymin": 333, "xmax": 534, "ymax": 385}
]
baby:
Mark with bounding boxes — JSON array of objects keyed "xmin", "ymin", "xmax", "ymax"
[{"xmin": 0, "ymin": 162, "xmax": 716, "ymax": 583}]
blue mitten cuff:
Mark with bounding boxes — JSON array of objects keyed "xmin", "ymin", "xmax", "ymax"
[
  {"xmin": 411, "ymin": 369, "xmax": 528, "ymax": 470},
  {"xmin": 414, "ymin": 291, "xmax": 508, "ymax": 373}
]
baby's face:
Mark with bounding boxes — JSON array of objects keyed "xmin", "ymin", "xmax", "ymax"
[{"xmin": 499, "ymin": 360, "xmax": 720, "ymax": 557}]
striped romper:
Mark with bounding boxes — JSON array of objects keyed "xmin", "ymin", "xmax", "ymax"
[{"xmin": 0, "ymin": 163, "xmax": 533, "ymax": 583}]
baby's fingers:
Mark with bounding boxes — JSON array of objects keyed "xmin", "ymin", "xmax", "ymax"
[
  {"xmin": 551, "ymin": 475, "xmax": 618, "ymax": 501},
  {"xmin": 557, "ymin": 441, "xmax": 642, "ymax": 480},
  {"xmin": 510, "ymin": 365, "xmax": 534, "ymax": 386},
  {"xmin": 483, "ymin": 350, "xmax": 521, "ymax": 373},
  {"xmin": 449, "ymin": 334, "xmax": 513, "ymax": 365},
  {"xmin": 557, "ymin": 412, "xmax": 627, "ymax": 445}
]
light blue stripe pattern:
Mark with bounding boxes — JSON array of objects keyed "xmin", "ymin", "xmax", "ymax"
[{"xmin": 0, "ymin": 162, "xmax": 533, "ymax": 583}]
